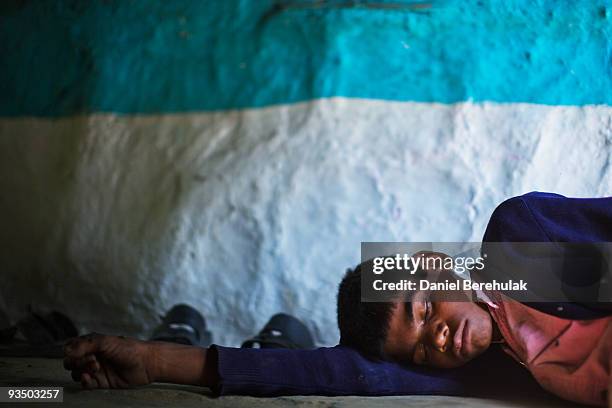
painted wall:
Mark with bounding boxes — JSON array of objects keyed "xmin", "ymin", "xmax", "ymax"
[{"xmin": 0, "ymin": 1, "xmax": 611, "ymax": 346}]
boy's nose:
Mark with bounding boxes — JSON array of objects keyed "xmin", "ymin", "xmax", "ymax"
[{"xmin": 431, "ymin": 321, "xmax": 449, "ymax": 352}]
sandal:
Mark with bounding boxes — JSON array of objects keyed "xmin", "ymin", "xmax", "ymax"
[{"xmin": 241, "ymin": 313, "xmax": 314, "ymax": 349}]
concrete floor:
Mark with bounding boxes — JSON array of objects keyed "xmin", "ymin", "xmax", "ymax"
[{"xmin": 0, "ymin": 357, "xmax": 583, "ymax": 408}]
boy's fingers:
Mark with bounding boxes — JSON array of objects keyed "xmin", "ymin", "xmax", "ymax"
[
  {"xmin": 64, "ymin": 333, "xmax": 105, "ymax": 358},
  {"xmin": 86, "ymin": 359, "xmax": 100, "ymax": 374},
  {"xmin": 81, "ymin": 372, "xmax": 94, "ymax": 389},
  {"xmin": 93, "ymin": 371, "xmax": 110, "ymax": 389},
  {"xmin": 90, "ymin": 374, "xmax": 101, "ymax": 389},
  {"xmin": 63, "ymin": 354, "xmax": 97, "ymax": 370}
]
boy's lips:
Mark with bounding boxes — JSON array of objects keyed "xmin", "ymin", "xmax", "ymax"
[{"xmin": 453, "ymin": 320, "xmax": 470, "ymax": 359}]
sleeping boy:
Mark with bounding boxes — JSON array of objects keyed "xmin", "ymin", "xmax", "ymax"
[{"xmin": 64, "ymin": 192, "xmax": 612, "ymax": 406}]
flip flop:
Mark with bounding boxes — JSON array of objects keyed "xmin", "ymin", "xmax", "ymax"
[
  {"xmin": 241, "ymin": 313, "xmax": 314, "ymax": 349},
  {"xmin": 0, "ymin": 310, "xmax": 78, "ymax": 358},
  {"xmin": 150, "ymin": 304, "xmax": 212, "ymax": 347},
  {"xmin": 17, "ymin": 311, "xmax": 78, "ymax": 345}
]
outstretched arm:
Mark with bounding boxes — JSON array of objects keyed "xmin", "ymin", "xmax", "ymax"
[
  {"xmin": 64, "ymin": 333, "xmax": 544, "ymax": 398},
  {"xmin": 63, "ymin": 333, "xmax": 218, "ymax": 389}
]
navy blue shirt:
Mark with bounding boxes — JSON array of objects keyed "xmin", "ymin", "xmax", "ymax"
[{"xmin": 482, "ymin": 192, "xmax": 612, "ymax": 319}]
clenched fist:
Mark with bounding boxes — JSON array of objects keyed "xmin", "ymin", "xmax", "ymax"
[
  {"xmin": 64, "ymin": 333, "xmax": 216, "ymax": 390},
  {"xmin": 64, "ymin": 333, "xmax": 155, "ymax": 389}
]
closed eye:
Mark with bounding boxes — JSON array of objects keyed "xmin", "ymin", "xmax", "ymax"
[
  {"xmin": 423, "ymin": 294, "xmax": 432, "ymax": 324},
  {"xmin": 416, "ymin": 343, "xmax": 429, "ymax": 365},
  {"xmin": 421, "ymin": 297, "xmax": 432, "ymax": 364}
]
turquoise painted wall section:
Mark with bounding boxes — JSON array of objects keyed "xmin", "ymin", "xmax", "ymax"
[{"xmin": 1, "ymin": 0, "xmax": 611, "ymax": 116}]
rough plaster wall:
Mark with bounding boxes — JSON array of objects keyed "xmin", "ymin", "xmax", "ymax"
[
  {"xmin": 1, "ymin": 0, "xmax": 612, "ymax": 346},
  {"xmin": 1, "ymin": 100, "xmax": 611, "ymax": 346}
]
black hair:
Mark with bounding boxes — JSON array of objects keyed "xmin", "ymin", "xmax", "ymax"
[{"xmin": 336, "ymin": 259, "xmax": 398, "ymax": 360}]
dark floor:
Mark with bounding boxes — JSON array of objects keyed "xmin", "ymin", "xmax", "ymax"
[{"xmin": 0, "ymin": 357, "xmax": 584, "ymax": 407}]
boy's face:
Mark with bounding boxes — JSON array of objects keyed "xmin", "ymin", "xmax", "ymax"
[{"xmin": 383, "ymin": 290, "xmax": 493, "ymax": 368}]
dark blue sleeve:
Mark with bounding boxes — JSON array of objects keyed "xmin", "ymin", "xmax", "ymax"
[
  {"xmin": 212, "ymin": 345, "xmax": 463, "ymax": 397},
  {"xmin": 211, "ymin": 345, "xmax": 542, "ymax": 397}
]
